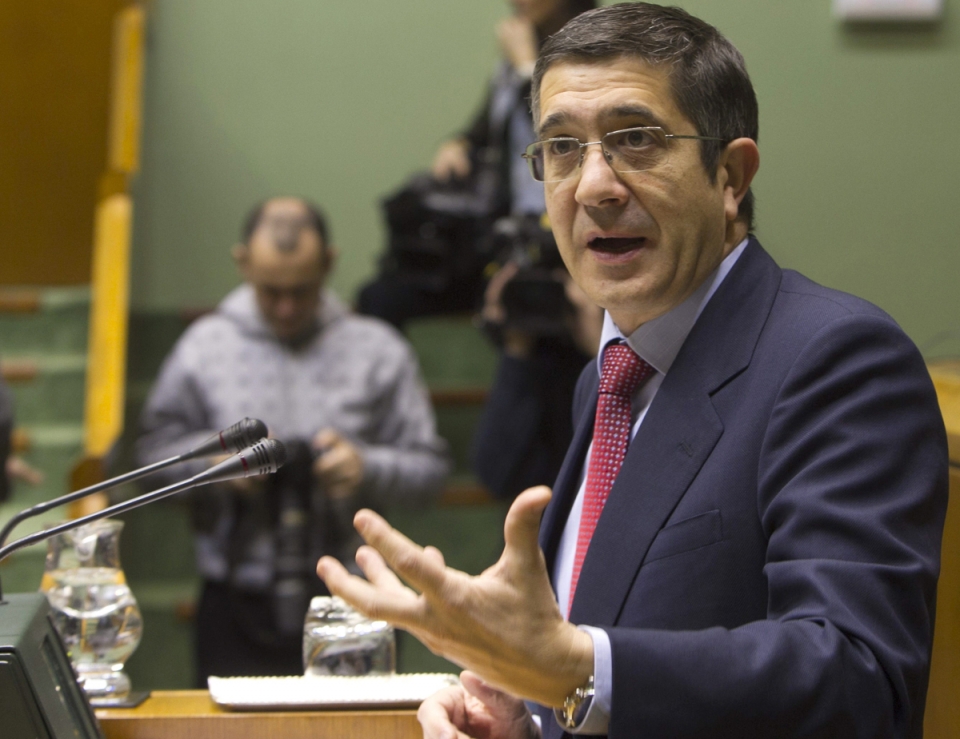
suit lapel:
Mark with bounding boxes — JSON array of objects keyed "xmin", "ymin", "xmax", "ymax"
[{"xmin": 561, "ymin": 239, "xmax": 783, "ymax": 625}]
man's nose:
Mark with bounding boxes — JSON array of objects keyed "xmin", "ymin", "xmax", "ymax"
[{"xmin": 574, "ymin": 145, "xmax": 629, "ymax": 208}]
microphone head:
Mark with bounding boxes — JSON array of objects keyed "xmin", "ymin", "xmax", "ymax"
[
  {"xmin": 180, "ymin": 417, "xmax": 269, "ymax": 461},
  {"xmin": 194, "ymin": 438, "xmax": 287, "ymax": 485},
  {"xmin": 224, "ymin": 418, "xmax": 270, "ymax": 454},
  {"xmin": 246, "ymin": 438, "xmax": 287, "ymax": 476}
]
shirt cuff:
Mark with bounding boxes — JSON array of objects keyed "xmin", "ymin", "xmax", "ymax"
[{"xmin": 554, "ymin": 625, "xmax": 611, "ymax": 735}]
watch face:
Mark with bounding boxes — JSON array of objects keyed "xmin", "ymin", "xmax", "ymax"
[{"xmin": 556, "ymin": 677, "xmax": 595, "ymax": 729}]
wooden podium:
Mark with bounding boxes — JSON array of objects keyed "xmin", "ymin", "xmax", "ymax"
[
  {"xmin": 925, "ymin": 362, "xmax": 960, "ymax": 739},
  {"xmin": 96, "ymin": 690, "xmax": 422, "ymax": 739}
]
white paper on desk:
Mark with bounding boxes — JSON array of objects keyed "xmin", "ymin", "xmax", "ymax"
[{"xmin": 208, "ymin": 673, "xmax": 460, "ymax": 711}]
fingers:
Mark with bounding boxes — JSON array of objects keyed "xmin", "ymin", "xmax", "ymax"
[
  {"xmin": 6, "ymin": 456, "xmax": 44, "ymax": 485},
  {"xmin": 502, "ymin": 486, "xmax": 552, "ymax": 569},
  {"xmin": 424, "ymin": 545, "xmax": 446, "ymax": 569},
  {"xmin": 316, "ymin": 554, "xmax": 421, "ymax": 626},
  {"xmin": 312, "ymin": 429, "xmax": 364, "ymax": 499},
  {"xmin": 355, "ymin": 545, "xmax": 412, "ymax": 596},
  {"xmin": 460, "ymin": 671, "xmax": 530, "ymax": 722},
  {"xmin": 312, "ymin": 428, "xmax": 339, "ymax": 451},
  {"xmin": 354, "ymin": 509, "xmax": 449, "ymax": 595},
  {"xmin": 432, "ymin": 140, "xmax": 471, "ymax": 182},
  {"xmin": 417, "ymin": 685, "xmax": 469, "ymax": 739}
]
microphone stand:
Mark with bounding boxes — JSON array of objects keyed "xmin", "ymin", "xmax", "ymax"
[
  {"xmin": 0, "ymin": 476, "xmax": 194, "ymax": 602},
  {"xmin": 0, "ymin": 417, "xmax": 269, "ymax": 547},
  {"xmin": 0, "ymin": 438, "xmax": 286, "ymax": 602},
  {"xmin": 0, "ymin": 455, "xmax": 180, "ymax": 548}
]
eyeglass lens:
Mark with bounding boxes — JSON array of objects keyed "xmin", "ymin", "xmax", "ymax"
[{"xmin": 526, "ymin": 127, "xmax": 670, "ymax": 183}]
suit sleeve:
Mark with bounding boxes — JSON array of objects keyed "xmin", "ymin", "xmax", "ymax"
[{"xmin": 605, "ymin": 314, "xmax": 948, "ymax": 739}]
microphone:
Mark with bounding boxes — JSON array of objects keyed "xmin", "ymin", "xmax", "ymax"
[
  {"xmin": 179, "ymin": 417, "xmax": 269, "ymax": 461},
  {"xmin": 0, "ymin": 438, "xmax": 287, "ymax": 600},
  {"xmin": 0, "ymin": 418, "xmax": 270, "ymax": 546},
  {"xmin": 194, "ymin": 437, "xmax": 287, "ymax": 483}
]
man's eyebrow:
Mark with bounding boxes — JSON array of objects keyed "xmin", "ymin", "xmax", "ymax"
[
  {"xmin": 537, "ymin": 104, "xmax": 668, "ymax": 138},
  {"xmin": 606, "ymin": 104, "xmax": 665, "ymax": 127},
  {"xmin": 537, "ymin": 110, "xmax": 572, "ymax": 138}
]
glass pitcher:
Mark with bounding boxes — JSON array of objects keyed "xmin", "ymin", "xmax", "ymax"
[{"xmin": 40, "ymin": 519, "xmax": 143, "ymax": 703}]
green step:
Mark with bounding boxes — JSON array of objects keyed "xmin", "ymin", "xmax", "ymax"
[
  {"xmin": 435, "ymin": 405, "xmax": 483, "ymax": 476},
  {"xmin": 0, "ymin": 286, "xmax": 90, "ymax": 354},
  {"xmin": 6, "ymin": 353, "xmax": 86, "ymax": 425},
  {"xmin": 405, "ymin": 316, "xmax": 498, "ymax": 389}
]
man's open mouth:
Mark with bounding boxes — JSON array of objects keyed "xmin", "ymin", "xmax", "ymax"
[{"xmin": 587, "ymin": 236, "xmax": 646, "ymax": 254}]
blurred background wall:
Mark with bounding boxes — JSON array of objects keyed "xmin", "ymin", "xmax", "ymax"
[{"xmin": 131, "ymin": 0, "xmax": 960, "ymax": 352}]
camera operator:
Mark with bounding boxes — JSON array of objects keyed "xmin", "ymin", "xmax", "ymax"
[
  {"xmin": 136, "ymin": 197, "xmax": 450, "ymax": 683},
  {"xmin": 357, "ymin": 0, "xmax": 596, "ymax": 329},
  {"xmin": 472, "ymin": 216, "xmax": 602, "ymax": 500}
]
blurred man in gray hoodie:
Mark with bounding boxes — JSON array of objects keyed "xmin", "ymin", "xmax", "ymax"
[{"xmin": 137, "ymin": 197, "xmax": 450, "ymax": 682}]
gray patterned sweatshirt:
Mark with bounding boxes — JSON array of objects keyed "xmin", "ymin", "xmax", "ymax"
[{"xmin": 136, "ymin": 285, "xmax": 450, "ymax": 588}]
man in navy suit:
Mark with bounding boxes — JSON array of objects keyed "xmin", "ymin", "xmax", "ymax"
[{"xmin": 318, "ymin": 4, "xmax": 948, "ymax": 737}]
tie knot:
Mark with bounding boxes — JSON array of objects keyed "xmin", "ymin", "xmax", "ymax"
[{"xmin": 598, "ymin": 344, "xmax": 653, "ymax": 397}]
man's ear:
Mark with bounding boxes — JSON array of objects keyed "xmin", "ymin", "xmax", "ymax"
[
  {"xmin": 232, "ymin": 243, "xmax": 250, "ymax": 277},
  {"xmin": 320, "ymin": 244, "xmax": 338, "ymax": 277},
  {"xmin": 717, "ymin": 138, "xmax": 760, "ymax": 223}
]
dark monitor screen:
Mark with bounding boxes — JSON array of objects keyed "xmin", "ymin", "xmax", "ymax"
[{"xmin": 0, "ymin": 593, "xmax": 102, "ymax": 739}]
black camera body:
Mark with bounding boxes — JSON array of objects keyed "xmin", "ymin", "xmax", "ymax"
[
  {"xmin": 493, "ymin": 215, "xmax": 574, "ymax": 338},
  {"xmin": 270, "ymin": 440, "xmax": 318, "ymax": 637},
  {"xmin": 380, "ymin": 162, "xmax": 507, "ymax": 293}
]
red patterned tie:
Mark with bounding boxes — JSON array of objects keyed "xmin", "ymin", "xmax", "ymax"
[{"xmin": 569, "ymin": 344, "xmax": 654, "ymax": 612}]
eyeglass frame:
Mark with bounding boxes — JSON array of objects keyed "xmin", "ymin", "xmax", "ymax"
[{"xmin": 522, "ymin": 126, "xmax": 728, "ymax": 183}]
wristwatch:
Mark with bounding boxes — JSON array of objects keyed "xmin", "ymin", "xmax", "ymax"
[{"xmin": 555, "ymin": 675, "xmax": 595, "ymax": 731}]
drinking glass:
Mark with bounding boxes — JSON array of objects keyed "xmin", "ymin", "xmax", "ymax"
[{"xmin": 303, "ymin": 596, "xmax": 395, "ymax": 676}]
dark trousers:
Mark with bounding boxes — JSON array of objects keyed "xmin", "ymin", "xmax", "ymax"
[{"xmin": 194, "ymin": 580, "xmax": 323, "ymax": 686}]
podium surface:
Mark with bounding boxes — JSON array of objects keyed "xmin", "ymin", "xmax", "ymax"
[{"xmin": 96, "ymin": 690, "xmax": 422, "ymax": 739}]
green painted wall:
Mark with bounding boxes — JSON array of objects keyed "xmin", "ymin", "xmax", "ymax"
[{"xmin": 132, "ymin": 0, "xmax": 960, "ymax": 351}]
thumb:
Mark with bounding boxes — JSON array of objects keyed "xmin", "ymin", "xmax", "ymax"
[
  {"xmin": 460, "ymin": 671, "xmax": 527, "ymax": 721},
  {"xmin": 502, "ymin": 486, "xmax": 552, "ymax": 568}
]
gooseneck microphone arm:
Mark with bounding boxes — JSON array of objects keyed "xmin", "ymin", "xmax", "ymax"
[
  {"xmin": 0, "ymin": 438, "xmax": 286, "ymax": 602},
  {"xmin": 0, "ymin": 418, "xmax": 269, "ymax": 548}
]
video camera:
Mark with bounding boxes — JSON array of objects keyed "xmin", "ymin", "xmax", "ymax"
[
  {"xmin": 378, "ymin": 164, "xmax": 506, "ymax": 293},
  {"xmin": 490, "ymin": 214, "xmax": 575, "ymax": 339}
]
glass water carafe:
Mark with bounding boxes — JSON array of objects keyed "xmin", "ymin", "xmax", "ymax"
[
  {"xmin": 303, "ymin": 596, "xmax": 395, "ymax": 676},
  {"xmin": 40, "ymin": 519, "xmax": 143, "ymax": 703}
]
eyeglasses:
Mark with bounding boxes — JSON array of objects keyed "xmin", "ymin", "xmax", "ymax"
[{"xmin": 522, "ymin": 126, "xmax": 726, "ymax": 183}]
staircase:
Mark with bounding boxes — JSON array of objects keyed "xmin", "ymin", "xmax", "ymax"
[{"xmin": 0, "ymin": 286, "xmax": 91, "ymax": 591}]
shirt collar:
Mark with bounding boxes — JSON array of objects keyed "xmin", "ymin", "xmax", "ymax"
[{"xmin": 597, "ymin": 237, "xmax": 749, "ymax": 375}]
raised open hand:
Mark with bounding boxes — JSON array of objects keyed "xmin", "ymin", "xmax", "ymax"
[{"xmin": 315, "ymin": 486, "xmax": 592, "ymax": 708}]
